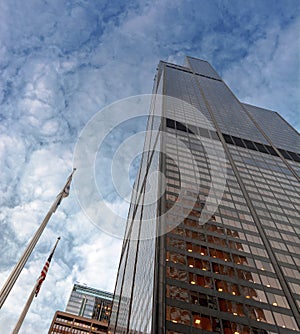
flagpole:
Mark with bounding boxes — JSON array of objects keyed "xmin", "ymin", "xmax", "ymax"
[
  {"xmin": 0, "ymin": 169, "xmax": 75, "ymax": 309},
  {"xmin": 11, "ymin": 282, "xmax": 37, "ymax": 334},
  {"xmin": 12, "ymin": 237, "xmax": 61, "ymax": 334}
]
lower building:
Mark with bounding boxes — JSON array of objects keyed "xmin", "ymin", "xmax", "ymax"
[
  {"xmin": 66, "ymin": 284, "xmax": 113, "ymax": 323},
  {"xmin": 48, "ymin": 284, "xmax": 113, "ymax": 333},
  {"xmin": 48, "ymin": 311, "xmax": 108, "ymax": 334}
]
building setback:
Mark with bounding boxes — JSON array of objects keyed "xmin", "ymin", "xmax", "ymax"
[{"xmin": 108, "ymin": 57, "xmax": 300, "ymax": 334}]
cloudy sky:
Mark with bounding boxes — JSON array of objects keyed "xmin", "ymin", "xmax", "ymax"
[{"xmin": 0, "ymin": 0, "xmax": 299, "ymax": 332}]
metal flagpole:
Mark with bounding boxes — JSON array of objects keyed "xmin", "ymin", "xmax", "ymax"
[
  {"xmin": 11, "ymin": 282, "xmax": 37, "ymax": 334},
  {"xmin": 0, "ymin": 169, "xmax": 75, "ymax": 309},
  {"xmin": 12, "ymin": 237, "xmax": 61, "ymax": 334}
]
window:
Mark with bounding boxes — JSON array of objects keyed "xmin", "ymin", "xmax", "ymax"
[
  {"xmin": 218, "ymin": 299, "xmax": 245, "ymax": 317},
  {"xmin": 166, "ymin": 306, "xmax": 190, "ymax": 325},
  {"xmin": 166, "ymin": 285, "xmax": 189, "ymax": 302}
]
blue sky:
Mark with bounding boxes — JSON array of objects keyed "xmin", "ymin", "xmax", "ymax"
[{"xmin": 0, "ymin": 0, "xmax": 299, "ymax": 332}]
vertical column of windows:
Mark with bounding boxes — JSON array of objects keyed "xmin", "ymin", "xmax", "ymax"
[{"xmin": 228, "ymin": 146, "xmax": 300, "ymax": 314}]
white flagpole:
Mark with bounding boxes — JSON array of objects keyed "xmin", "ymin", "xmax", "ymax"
[
  {"xmin": 11, "ymin": 282, "xmax": 37, "ymax": 334},
  {"xmin": 12, "ymin": 237, "xmax": 61, "ymax": 334},
  {"xmin": 0, "ymin": 169, "xmax": 75, "ymax": 309}
]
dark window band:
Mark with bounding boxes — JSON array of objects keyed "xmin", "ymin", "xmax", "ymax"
[{"xmin": 165, "ymin": 117, "xmax": 300, "ymax": 163}]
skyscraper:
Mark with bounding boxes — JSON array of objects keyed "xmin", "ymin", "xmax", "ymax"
[{"xmin": 109, "ymin": 57, "xmax": 300, "ymax": 334}]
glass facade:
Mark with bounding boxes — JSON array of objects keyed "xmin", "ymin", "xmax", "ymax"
[
  {"xmin": 66, "ymin": 284, "xmax": 113, "ymax": 324},
  {"xmin": 109, "ymin": 57, "xmax": 300, "ymax": 334}
]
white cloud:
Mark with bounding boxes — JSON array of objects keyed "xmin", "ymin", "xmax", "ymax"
[
  {"xmin": 0, "ymin": 0, "xmax": 299, "ymax": 332},
  {"xmin": 73, "ymin": 234, "xmax": 122, "ymax": 290}
]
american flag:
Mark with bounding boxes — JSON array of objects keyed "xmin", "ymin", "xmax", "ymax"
[{"xmin": 34, "ymin": 237, "xmax": 60, "ymax": 297}]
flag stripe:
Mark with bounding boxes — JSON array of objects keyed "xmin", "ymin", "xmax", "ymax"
[{"xmin": 34, "ymin": 252, "xmax": 55, "ymax": 297}]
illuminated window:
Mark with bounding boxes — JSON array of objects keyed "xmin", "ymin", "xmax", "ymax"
[
  {"xmin": 192, "ymin": 313, "xmax": 212, "ymax": 331},
  {"xmin": 166, "ymin": 306, "xmax": 190, "ymax": 325},
  {"xmin": 219, "ymin": 299, "xmax": 245, "ymax": 317}
]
